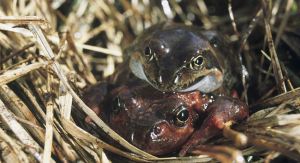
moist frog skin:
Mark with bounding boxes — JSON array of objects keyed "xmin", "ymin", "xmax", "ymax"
[
  {"xmin": 83, "ymin": 81, "xmax": 248, "ymax": 156},
  {"xmin": 125, "ymin": 22, "xmax": 242, "ymax": 93}
]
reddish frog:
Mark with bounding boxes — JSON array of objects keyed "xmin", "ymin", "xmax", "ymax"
[{"xmin": 83, "ymin": 81, "xmax": 248, "ymax": 156}]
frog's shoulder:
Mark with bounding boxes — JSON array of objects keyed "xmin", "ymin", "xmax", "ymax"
[
  {"xmin": 175, "ymin": 26, "xmax": 229, "ymax": 48},
  {"xmin": 199, "ymin": 30, "xmax": 229, "ymax": 49},
  {"xmin": 201, "ymin": 30, "xmax": 223, "ymax": 43},
  {"xmin": 202, "ymin": 30, "xmax": 242, "ymax": 91}
]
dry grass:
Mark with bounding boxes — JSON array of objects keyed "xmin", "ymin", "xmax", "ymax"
[{"xmin": 0, "ymin": 0, "xmax": 300, "ymax": 162}]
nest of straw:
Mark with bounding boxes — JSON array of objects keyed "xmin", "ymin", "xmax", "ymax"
[{"xmin": 0, "ymin": 0, "xmax": 300, "ymax": 162}]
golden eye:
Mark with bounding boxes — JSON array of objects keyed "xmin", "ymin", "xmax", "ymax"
[
  {"xmin": 189, "ymin": 56, "xmax": 204, "ymax": 70},
  {"xmin": 174, "ymin": 105, "xmax": 189, "ymax": 127},
  {"xmin": 144, "ymin": 46, "xmax": 155, "ymax": 62}
]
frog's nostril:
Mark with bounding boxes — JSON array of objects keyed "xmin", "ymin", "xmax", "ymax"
[
  {"xmin": 149, "ymin": 125, "xmax": 163, "ymax": 140},
  {"xmin": 158, "ymin": 75, "xmax": 163, "ymax": 84},
  {"xmin": 157, "ymin": 74, "xmax": 170, "ymax": 85},
  {"xmin": 174, "ymin": 75, "xmax": 179, "ymax": 84}
]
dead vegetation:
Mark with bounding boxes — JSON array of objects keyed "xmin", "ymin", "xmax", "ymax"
[{"xmin": 0, "ymin": 0, "xmax": 300, "ymax": 162}]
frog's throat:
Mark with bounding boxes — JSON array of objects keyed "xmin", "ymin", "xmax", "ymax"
[
  {"xmin": 129, "ymin": 57, "xmax": 149, "ymax": 82},
  {"xmin": 180, "ymin": 68, "xmax": 223, "ymax": 93}
]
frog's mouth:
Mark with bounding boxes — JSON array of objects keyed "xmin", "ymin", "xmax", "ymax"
[
  {"xmin": 178, "ymin": 68, "xmax": 223, "ymax": 93},
  {"xmin": 151, "ymin": 68, "xmax": 224, "ymax": 93},
  {"xmin": 143, "ymin": 69, "xmax": 223, "ymax": 93},
  {"xmin": 180, "ymin": 68, "xmax": 223, "ymax": 93}
]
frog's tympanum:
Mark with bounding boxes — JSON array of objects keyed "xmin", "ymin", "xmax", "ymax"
[
  {"xmin": 83, "ymin": 82, "xmax": 248, "ymax": 156},
  {"xmin": 125, "ymin": 23, "xmax": 241, "ymax": 93}
]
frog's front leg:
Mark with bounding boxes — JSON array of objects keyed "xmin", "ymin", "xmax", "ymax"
[
  {"xmin": 82, "ymin": 82, "xmax": 109, "ymax": 123},
  {"xmin": 179, "ymin": 96, "xmax": 249, "ymax": 156}
]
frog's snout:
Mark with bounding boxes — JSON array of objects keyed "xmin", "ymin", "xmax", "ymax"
[
  {"xmin": 153, "ymin": 69, "xmax": 181, "ymax": 91},
  {"xmin": 148, "ymin": 122, "xmax": 168, "ymax": 140},
  {"xmin": 142, "ymin": 121, "xmax": 179, "ymax": 155}
]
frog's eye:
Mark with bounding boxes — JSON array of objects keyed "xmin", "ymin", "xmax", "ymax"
[
  {"xmin": 144, "ymin": 46, "xmax": 152, "ymax": 57},
  {"xmin": 174, "ymin": 105, "xmax": 189, "ymax": 127},
  {"xmin": 144, "ymin": 46, "xmax": 155, "ymax": 62},
  {"xmin": 189, "ymin": 56, "xmax": 205, "ymax": 70},
  {"xmin": 112, "ymin": 97, "xmax": 124, "ymax": 114}
]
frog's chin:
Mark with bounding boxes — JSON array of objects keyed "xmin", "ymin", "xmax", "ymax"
[{"xmin": 180, "ymin": 74, "xmax": 223, "ymax": 93}]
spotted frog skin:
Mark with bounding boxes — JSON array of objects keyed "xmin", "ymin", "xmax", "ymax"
[
  {"xmin": 83, "ymin": 81, "xmax": 248, "ymax": 156},
  {"xmin": 125, "ymin": 22, "xmax": 241, "ymax": 93}
]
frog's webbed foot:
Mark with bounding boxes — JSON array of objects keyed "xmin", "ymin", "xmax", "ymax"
[
  {"xmin": 189, "ymin": 145, "xmax": 245, "ymax": 163},
  {"xmin": 179, "ymin": 96, "xmax": 249, "ymax": 156}
]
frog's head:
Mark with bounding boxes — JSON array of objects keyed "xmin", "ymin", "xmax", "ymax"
[
  {"xmin": 105, "ymin": 85, "xmax": 203, "ymax": 155},
  {"xmin": 129, "ymin": 24, "xmax": 225, "ymax": 93}
]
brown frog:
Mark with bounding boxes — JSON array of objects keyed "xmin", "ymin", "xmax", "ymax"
[
  {"xmin": 83, "ymin": 81, "xmax": 248, "ymax": 156},
  {"xmin": 125, "ymin": 22, "xmax": 242, "ymax": 94}
]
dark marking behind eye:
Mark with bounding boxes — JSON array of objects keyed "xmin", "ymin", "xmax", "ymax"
[{"xmin": 112, "ymin": 97, "xmax": 124, "ymax": 114}]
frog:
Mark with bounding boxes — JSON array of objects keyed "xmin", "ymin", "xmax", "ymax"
[
  {"xmin": 82, "ymin": 81, "xmax": 249, "ymax": 156},
  {"xmin": 124, "ymin": 22, "xmax": 242, "ymax": 94}
]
